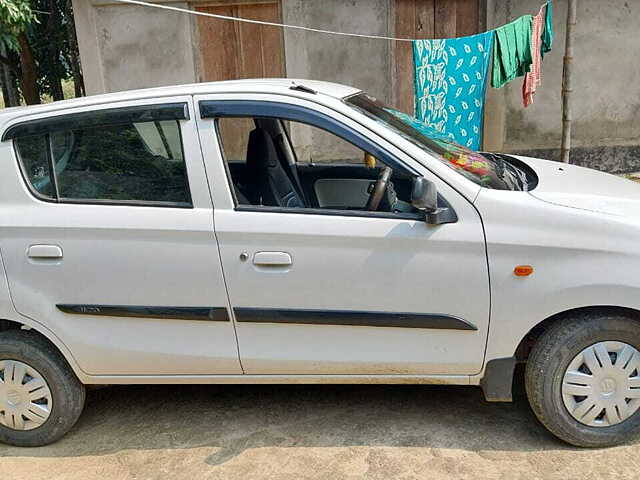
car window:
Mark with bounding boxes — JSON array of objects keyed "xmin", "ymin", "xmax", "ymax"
[
  {"xmin": 217, "ymin": 117, "xmax": 254, "ymax": 162},
  {"xmin": 14, "ymin": 114, "xmax": 192, "ymax": 206},
  {"xmin": 215, "ymin": 115, "xmax": 420, "ymax": 217},
  {"xmin": 346, "ymin": 92, "xmax": 529, "ymax": 191},
  {"xmin": 14, "ymin": 135, "xmax": 55, "ymax": 199},
  {"xmin": 287, "ymin": 122, "xmax": 364, "ymax": 165}
]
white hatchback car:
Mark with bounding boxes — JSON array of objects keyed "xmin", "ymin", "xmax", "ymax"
[{"xmin": 1, "ymin": 79, "xmax": 640, "ymax": 448}]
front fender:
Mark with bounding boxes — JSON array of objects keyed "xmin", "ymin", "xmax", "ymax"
[{"xmin": 476, "ymin": 188, "xmax": 640, "ymax": 371}]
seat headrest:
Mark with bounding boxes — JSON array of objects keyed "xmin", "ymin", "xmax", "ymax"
[{"xmin": 247, "ymin": 128, "xmax": 278, "ymax": 168}]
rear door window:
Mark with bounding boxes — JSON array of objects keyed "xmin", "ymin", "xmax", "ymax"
[{"xmin": 12, "ymin": 105, "xmax": 192, "ymax": 206}]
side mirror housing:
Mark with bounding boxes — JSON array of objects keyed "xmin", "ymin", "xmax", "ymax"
[
  {"xmin": 411, "ymin": 177, "xmax": 457, "ymax": 225},
  {"xmin": 411, "ymin": 176, "xmax": 438, "ymax": 212}
]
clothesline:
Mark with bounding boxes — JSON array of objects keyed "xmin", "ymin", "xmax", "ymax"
[
  {"xmin": 113, "ymin": 0, "xmax": 552, "ymax": 150},
  {"xmin": 112, "ymin": 0, "xmax": 548, "ymax": 43},
  {"xmin": 112, "ymin": 0, "xmax": 414, "ymax": 42},
  {"xmin": 412, "ymin": 1, "xmax": 552, "ymax": 148}
]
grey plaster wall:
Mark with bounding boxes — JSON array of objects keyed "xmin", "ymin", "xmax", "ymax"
[
  {"xmin": 282, "ymin": 0, "xmax": 392, "ymax": 161},
  {"xmin": 73, "ymin": 0, "xmax": 197, "ymax": 95},
  {"xmin": 282, "ymin": 0, "xmax": 391, "ymax": 101},
  {"xmin": 486, "ymin": 0, "xmax": 640, "ymax": 172},
  {"xmin": 75, "ymin": 0, "xmax": 393, "ymax": 162}
]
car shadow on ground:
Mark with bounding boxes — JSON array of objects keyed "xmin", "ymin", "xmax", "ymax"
[{"xmin": 0, "ymin": 377, "xmax": 590, "ymax": 464}]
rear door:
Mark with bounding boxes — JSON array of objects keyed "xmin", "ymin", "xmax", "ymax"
[
  {"xmin": 0, "ymin": 97, "xmax": 242, "ymax": 376},
  {"xmin": 196, "ymin": 93, "xmax": 490, "ymax": 376}
]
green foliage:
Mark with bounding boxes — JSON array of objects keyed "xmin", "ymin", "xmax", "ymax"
[
  {"xmin": 0, "ymin": 0, "xmax": 36, "ymax": 53},
  {"xmin": 0, "ymin": 0, "xmax": 83, "ymax": 105},
  {"xmin": 30, "ymin": 0, "xmax": 74, "ymax": 98}
]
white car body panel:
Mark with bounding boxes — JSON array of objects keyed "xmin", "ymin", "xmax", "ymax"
[
  {"xmin": 477, "ymin": 188, "xmax": 640, "ymax": 365},
  {"xmin": 195, "ymin": 93, "xmax": 489, "ymax": 375},
  {"xmin": 0, "ymin": 79, "xmax": 638, "ymax": 386},
  {"xmin": 519, "ymin": 155, "xmax": 640, "ymax": 216},
  {"xmin": 210, "ymin": 209, "xmax": 488, "ymax": 375},
  {"xmin": 0, "ymin": 96, "xmax": 242, "ymax": 375},
  {"xmin": 0, "ymin": 249, "xmax": 15, "ymax": 321}
]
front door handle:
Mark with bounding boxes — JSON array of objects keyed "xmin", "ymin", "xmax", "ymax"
[
  {"xmin": 27, "ymin": 244, "xmax": 63, "ymax": 259},
  {"xmin": 253, "ymin": 251, "xmax": 292, "ymax": 266}
]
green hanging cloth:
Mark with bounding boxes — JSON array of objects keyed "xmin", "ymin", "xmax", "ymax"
[
  {"xmin": 491, "ymin": 15, "xmax": 533, "ymax": 89},
  {"xmin": 541, "ymin": 0, "xmax": 553, "ymax": 57}
]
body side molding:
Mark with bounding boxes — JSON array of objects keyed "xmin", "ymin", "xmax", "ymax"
[
  {"xmin": 234, "ymin": 307, "xmax": 477, "ymax": 330},
  {"xmin": 56, "ymin": 305, "xmax": 229, "ymax": 322}
]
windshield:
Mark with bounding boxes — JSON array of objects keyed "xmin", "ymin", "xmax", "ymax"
[{"xmin": 345, "ymin": 92, "xmax": 527, "ymax": 191}]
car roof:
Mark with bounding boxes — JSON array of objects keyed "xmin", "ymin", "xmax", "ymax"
[{"xmin": 0, "ymin": 79, "xmax": 361, "ymax": 123}]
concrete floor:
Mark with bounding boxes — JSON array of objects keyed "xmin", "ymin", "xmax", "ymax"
[{"xmin": 1, "ymin": 383, "xmax": 640, "ymax": 480}]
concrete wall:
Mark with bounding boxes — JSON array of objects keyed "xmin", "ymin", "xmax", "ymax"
[
  {"xmin": 74, "ymin": 0, "xmax": 392, "ymax": 99},
  {"xmin": 486, "ymin": 0, "xmax": 640, "ymax": 172},
  {"xmin": 282, "ymin": 0, "xmax": 392, "ymax": 161},
  {"xmin": 72, "ymin": 0, "xmax": 197, "ymax": 95},
  {"xmin": 282, "ymin": 0, "xmax": 391, "ymax": 102},
  {"xmin": 74, "ymin": 0, "xmax": 393, "ymax": 162},
  {"xmin": 74, "ymin": 0, "xmax": 640, "ymax": 172}
]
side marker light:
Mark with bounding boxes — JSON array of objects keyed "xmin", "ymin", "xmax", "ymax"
[{"xmin": 514, "ymin": 265, "xmax": 534, "ymax": 277}]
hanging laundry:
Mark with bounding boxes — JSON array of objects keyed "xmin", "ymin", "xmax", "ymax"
[
  {"xmin": 541, "ymin": 0, "xmax": 553, "ymax": 57},
  {"xmin": 523, "ymin": 4, "xmax": 547, "ymax": 107},
  {"xmin": 413, "ymin": 31, "xmax": 493, "ymax": 150},
  {"xmin": 491, "ymin": 15, "xmax": 533, "ymax": 89}
]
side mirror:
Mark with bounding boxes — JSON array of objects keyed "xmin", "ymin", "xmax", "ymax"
[
  {"xmin": 411, "ymin": 177, "xmax": 457, "ymax": 225},
  {"xmin": 411, "ymin": 177, "xmax": 438, "ymax": 212}
]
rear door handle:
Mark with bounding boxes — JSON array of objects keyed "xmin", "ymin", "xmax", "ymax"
[
  {"xmin": 253, "ymin": 251, "xmax": 292, "ymax": 266},
  {"xmin": 27, "ymin": 244, "xmax": 63, "ymax": 259}
]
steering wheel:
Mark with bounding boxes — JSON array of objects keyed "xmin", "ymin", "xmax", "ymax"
[{"xmin": 366, "ymin": 167, "xmax": 392, "ymax": 211}]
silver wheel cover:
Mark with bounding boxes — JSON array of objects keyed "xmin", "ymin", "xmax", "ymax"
[
  {"xmin": 562, "ymin": 341, "xmax": 640, "ymax": 427},
  {"xmin": 0, "ymin": 360, "xmax": 53, "ymax": 431}
]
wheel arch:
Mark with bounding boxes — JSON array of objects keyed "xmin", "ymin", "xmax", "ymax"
[
  {"xmin": 481, "ymin": 305, "xmax": 640, "ymax": 403},
  {"xmin": 0, "ymin": 317, "xmax": 88, "ymax": 383},
  {"xmin": 514, "ymin": 305, "xmax": 640, "ymax": 361}
]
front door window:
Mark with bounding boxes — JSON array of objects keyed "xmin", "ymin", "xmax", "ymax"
[{"xmin": 215, "ymin": 115, "xmax": 421, "ymax": 216}]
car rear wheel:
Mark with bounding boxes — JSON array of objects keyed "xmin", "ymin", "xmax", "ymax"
[
  {"xmin": 526, "ymin": 311, "xmax": 640, "ymax": 447},
  {"xmin": 0, "ymin": 330, "xmax": 85, "ymax": 447}
]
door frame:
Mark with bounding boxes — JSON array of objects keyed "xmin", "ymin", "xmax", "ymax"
[{"xmin": 194, "ymin": 91, "xmax": 491, "ymax": 376}]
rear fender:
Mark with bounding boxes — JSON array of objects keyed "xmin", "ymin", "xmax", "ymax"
[{"xmin": 0, "ymin": 247, "xmax": 88, "ymax": 382}]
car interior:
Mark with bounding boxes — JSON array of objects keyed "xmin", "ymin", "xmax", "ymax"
[{"xmin": 216, "ymin": 116, "xmax": 421, "ymax": 216}]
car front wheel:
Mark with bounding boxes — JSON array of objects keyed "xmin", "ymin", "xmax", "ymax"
[
  {"xmin": 0, "ymin": 330, "xmax": 85, "ymax": 446},
  {"xmin": 526, "ymin": 311, "xmax": 640, "ymax": 447}
]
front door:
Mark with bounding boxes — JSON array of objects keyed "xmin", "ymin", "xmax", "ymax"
[
  {"xmin": 197, "ymin": 94, "xmax": 490, "ymax": 376},
  {"xmin": 0, "ymin": 97, "xmax": 242, "ymax": 376}
]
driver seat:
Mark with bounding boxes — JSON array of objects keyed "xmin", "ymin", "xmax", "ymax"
[{"xmin": 245, "ymin": 128, "xmax": 305, "ymax": 208}]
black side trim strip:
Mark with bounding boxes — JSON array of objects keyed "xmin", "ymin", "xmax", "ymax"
[
  {"xmin": 57, "ymin": 305, "xmax": 229, "ymax": 322},
  {"xmin": 3, "ymin": 103, "xmax": 190, "ymax": 141},
  {"xmin": 234, "ymin": 308, "xmax": 477, "ymax": 330},
  {"xmin": 235, "ymin": 205, "xmax": 425, "ymax": 221}
]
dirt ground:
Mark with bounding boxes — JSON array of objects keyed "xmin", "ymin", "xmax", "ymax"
[{"xmin": 1, "ymin": 382, "xmax": 640, "ymax": 480}]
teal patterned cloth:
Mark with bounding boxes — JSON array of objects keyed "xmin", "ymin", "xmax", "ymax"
[{"xmin": 413, "ymin": 32, "xmax": 494, "ymax": 150}]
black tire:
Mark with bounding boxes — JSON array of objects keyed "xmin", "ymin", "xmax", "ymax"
[
  {"xmin": 526, "ymin": 311, "xmax": 640, "ymax": 447},
  {"xmin": 0, "ymin": 330, "xmax": 86, "ymax": 447}
]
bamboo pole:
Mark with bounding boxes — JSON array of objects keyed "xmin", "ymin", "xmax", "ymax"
[{"xmin": 561, "ymin": 0, "xmax": 577, "ymax": 163}]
